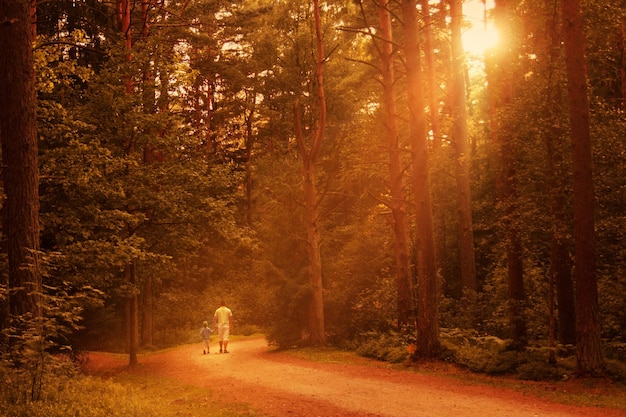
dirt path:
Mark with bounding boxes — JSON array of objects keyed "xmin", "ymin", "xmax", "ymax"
[{"xmin": 84, "ymin": 338, "xmax": 626, "ymax": 417}]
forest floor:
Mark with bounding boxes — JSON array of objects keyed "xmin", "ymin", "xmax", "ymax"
[{"xmin": 82, "ymin": 337, "xmax": 626, "ymax": 417}]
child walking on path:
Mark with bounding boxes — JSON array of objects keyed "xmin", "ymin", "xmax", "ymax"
[{"xmin": 200, "ymin": 321, "xmax": 213, "ymax": 354}]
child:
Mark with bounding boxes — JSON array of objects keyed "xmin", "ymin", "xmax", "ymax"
[{"xmin": 200, "ymin": 321, "xmax": 213, "ymax": 354}]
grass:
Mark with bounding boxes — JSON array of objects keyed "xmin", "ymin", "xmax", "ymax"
[
  {"xmin": 282, "ymin": 346, "xmax": 626, "ymax": 412},
  {"xmin": 108, "ymin": 372, "xmax": 260, "ymax": 417},
  {"xmin": 1, "ymin": 368, "xmax": 260, "ymax": 417}
]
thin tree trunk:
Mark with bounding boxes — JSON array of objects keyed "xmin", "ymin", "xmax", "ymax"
[
  {"xmin": 0, "ymin": 0, "xmax": 41, "ymax": 326},
  {"xmin": 421, "ymin": 0, "xmax": 447, "ymax": 291},
  {"xmin": 402, "ymin": 0, "xmax": 439, "ymax": 358},
  {"xmin": 560, "ymin": 0, "xmax": 604, "ymax": 375},
  {"xmin": 540, "ymin": 7, "xmax": 577, "ymax": 349},
  {"xmin": 377, "ymin": 0, "xmax": 415, "ymax": 333},
  {"xmin": 420, "ymin": 0, "xmax": 440, "ymax": 147},
  {"xmin": 490, "ymin": 0, "xmax": 527, "ymax": 349},
  {"xmin": 117, "ymin": 0, "xmax": 139, "ymax": 365},
  {"xmin": 621, "ymin": 19, "xmax": 626, "ymax": 114},
  {"xmin": 294, "ymin": 105, "xmax": 326, "ymax": 346},
  {"xmin": 125, "ymin": 263, "xmax": 139, "ymax": 366},
  {"xmin": 244, "ymin": 90, "xmax": 257, "ymax": 226},
  {"xmin": 449, "ymin": 0, "xmax": 477, "ymax": 296},
  {"xmin": 292, "ymin": 0, "xmax": 327, "ymax": 346},
  {"xmin": 141, "ymin": 274, "xmax": 154, "ymax": 348}
]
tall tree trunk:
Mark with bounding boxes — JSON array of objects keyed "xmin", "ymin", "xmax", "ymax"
[
  {"xmin": 117, "ymin": 0, "xmax": 139, "ymax": 364},
  {"xmin": 377, "ymin": 0, "xmax": 415, "ymax": 333},
  {"xmin": 0, "ymin": 0, "xmax": 42, "ymax": 327},
  {"xmin": 542, "ymin": 8, "xmax": 577, "ymax": 349},
  {"xmin": 294, "ymin": 106, "xmax": 325, "ymax": 346},
  {"xmin": 559, "ymin": 0, "xmax": 604, "ymax": 375},
  {"xmin": 420, "ymin": 0, "xmax": 447, "ymax": 291},
  {"xmin": 402, "ymin": 0, "xmax": 439, "ymax": 358},
  {"xmin": 244, "ymin": 90, "xmax": 257, "ymax": 226},
  {"xmin": 449, "ymin": 0, "xmax": 477, "ymax": 296},
  {"xmin": 293, "ymin": 0, "xmax": 327, "ymax": 346},
  {"xmin": 420, "ymin": 0, "xmax": 440, "ymax": 148},
  {"xmin": 141, "ymin": 274, "xmax": 154, "ymax": 348},
  {"xmin": 125, "ymin": 263, "xmax": 139, "ymax": 366},
  {"xmin": 621, "ymin": 18, "xmax": 626, "ymax": 114},
  {"xmin": 491, "ymin": 0, "xmax": 527, "ymax": 349},
  {"xmin": 139, "ymin": 0, "xmax": 160, "ymax": 350}
]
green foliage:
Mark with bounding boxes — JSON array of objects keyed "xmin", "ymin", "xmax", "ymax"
[
  {"xmin": 604, "ymin": 359, "xmax": 626, "ymax": 381},
  {"xmin": 0, "ymin": 281, "xmax": 103, "ymax": 402},
  {"xmin": 440, "ymin": 329, "xmax": 584, "ymax": 380},
  {"xmin": 237, "ymin": 324, "xmax": 263, "ymax": 336},
  {"xmin": 10, "ymin": 0, "xmax": 626, "ymax": 375},
  {"xmin": 453, "ymin": 343, "xmax": 520, "ymax": 375},
  {"xmin": 604, "ymin": 342, "xmax": 626, "ymax": 362},
  {"xmin": 516, "ymin": 358, "xmax": 571, "ymax": 382},
  {"xmin": 355, "ymin": 332, "xmax": 409, "ymax": 364},
  {"xmin": 440, "ymin": 329, "xmax": 521, "ymax": 374}
]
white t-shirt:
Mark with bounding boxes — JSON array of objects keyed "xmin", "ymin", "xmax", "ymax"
[{"xmin": 214, "ymin": 306, "xmax": 232, "ymax": 327}]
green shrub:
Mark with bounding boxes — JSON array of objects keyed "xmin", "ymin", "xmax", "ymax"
[
  {"xmin": 605, "ymin": 359, "xmax": 626, "ymax": 381},
  {"xmin": 453, "ymin": 342, "xmax": 520, "ymax": 374},
  {"xmin": 441, "ymin": 331, "xmax": 520, "ymax": 374},
  {"xmin": 355, "ymin": 332, "xmax": 409, "ymax": 363},
  {"xmin": 516, "ymin": 360, "xmax": 565, "ymax": 381},
  {"xmin": 237, "ymin": 324, "xmax": 262, "ymax": 336},
  {"xmin": 153, "ymin": 327, "xmax": 197, "ymax": 348},
  {"xmin": 605, "ymin": 342, "xmax": 626, "ymax": 361}
]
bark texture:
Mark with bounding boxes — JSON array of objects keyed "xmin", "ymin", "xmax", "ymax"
[
  {"xmin": 377, "ymin": 0, "xmax": 415, "ymax": 332},
  {"xmin": 560, "ymin": 0, "xmax": 604, "ymax": 375},
  {"xmin": 402, "ymin": 0, "xmax": 439, "ymax": 358},
  {"xmin": 0, "ymin": 0, "xmax": 42, "ymax": 323}
]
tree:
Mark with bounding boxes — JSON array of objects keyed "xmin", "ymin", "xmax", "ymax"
[
  {"xmin": 488, "ymin": 0, "xmax": 527, "ymax": 348},
  {"xmin": 0, "ymin": 0, "xmax": 42, "ymax": 327},
  {"xmin": 293, "ymin": 0, "xmax": 327, "ymax": 346},
  {"xmin": 449, "ymin": 0, "xmax": 477, "ymax": 296},
  {"xmin": 559, "ymin": 0, "xmax": 604, "ymax": 375},
  {"xmin": 375, "ymin": 0, "xmax": 415, "ymax": 333},
  {"xmin": 538, "ymin": 0, "xmax": 576, "ymax": 350},
  {"xmin": 402, "ymin": 0, "xmax": 439, "ymax": 358}
]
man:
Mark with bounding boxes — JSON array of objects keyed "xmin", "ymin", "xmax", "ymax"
[{"xmin": 213, "ymin": 300, "xmax": 233, "ymax": 353}]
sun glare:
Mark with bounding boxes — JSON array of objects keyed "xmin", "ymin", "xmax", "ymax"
[{"xmin": 462, "ymin": 0, "xmax": 498, "ymax": 57}]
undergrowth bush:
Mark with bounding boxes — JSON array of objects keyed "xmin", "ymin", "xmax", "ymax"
[
  {"xmin": 237, "ymin": 324, "xmax": 262, "ymax": 336},
  {"xmin": 453, "ymin": 341, "xmax": 521, "ymax": 374},
  {"xmin": 440, "ymin": 329, "xmax": 587, "ymax": 380},
  {"xmin": 355, "ymin": 332, "xmax": 408, "ymax": 363},
  {"xmin": 605, "ymin": 359, "xmax": 626, "ymax": 381},
  {"xmin": 605, "ymin": 342, "xmax": 626, "ymax": 362},
  {"xmin": 440, "ymin": 329, "xmax": 520, "ymax": 374}
]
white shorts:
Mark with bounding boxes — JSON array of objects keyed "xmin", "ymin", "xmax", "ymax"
[{"xmin": 217, "ymin": 325, "xmax": 230, "ymax": 341}]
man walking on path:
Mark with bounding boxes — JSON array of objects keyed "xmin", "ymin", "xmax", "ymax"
[{"xmin": 214, "ymin": 300, "xmax": 233, "ymax": 353}]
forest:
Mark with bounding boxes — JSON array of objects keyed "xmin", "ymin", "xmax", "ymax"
[{"xmin": 1, "ymin": 0, "xmax": 625, "ymax": 401}]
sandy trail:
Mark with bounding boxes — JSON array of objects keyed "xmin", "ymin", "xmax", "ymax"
[{"xmin": 84, "ymin": 337, "xmax": 626, "ymax": 417}]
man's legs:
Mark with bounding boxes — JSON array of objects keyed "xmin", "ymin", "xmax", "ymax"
[
  {"xmin": 218, "ymin": 325, "xmax": 225, "ymax": 352},
  {"xmin": 217, "ymin": 325, "xmax": 230, "ymax": 352},
  {"xmin": 223, "ymin": 326, "xmax": 230, "ymax": 353}
]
